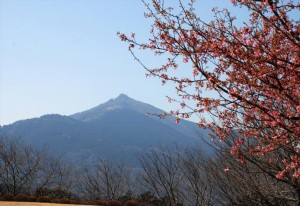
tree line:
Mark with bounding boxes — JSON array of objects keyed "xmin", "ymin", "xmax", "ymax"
[{"xmin": 0, "ymin": 136, "xmax": 298, "ymax": 206}]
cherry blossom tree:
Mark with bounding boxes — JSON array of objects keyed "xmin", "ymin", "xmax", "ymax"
[{"xmin": 118, "ymin": 0, "xmax": 300, "ymax": 181}]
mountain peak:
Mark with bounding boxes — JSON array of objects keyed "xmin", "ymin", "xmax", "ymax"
[
  {"xmin": 116, "ymin": 93, "xmax": 129, "ymax": 99},
  {"xmin": 70, "ymin": 94, "xmax": 162, "ymax": 122},
  {"xmin": 114, "ymin": 94, "xmax": 132, "ymax": 101},
  {"xmin": 107, "ymin": 94, "xmax": 135, "ymax": 105}
]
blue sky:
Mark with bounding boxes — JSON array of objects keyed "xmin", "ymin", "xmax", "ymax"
[{"xmin": 0, "ymin": 0, "xmax": 248, "ymax": 125}]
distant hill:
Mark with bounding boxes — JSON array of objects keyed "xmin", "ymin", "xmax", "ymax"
[{"xmin": 0, "ymin": 94, "xmax": 209, "ymax": 167}]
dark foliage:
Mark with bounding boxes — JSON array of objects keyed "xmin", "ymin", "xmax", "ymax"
[
  {"xmin": 123, "ymin": 200, "xmax": 140, "ymax": 206},
  {"xmin": 14, "ymin": 194, "xmax": 29, "ymax": 202},
  {"xmin": 2, "ymin": 194, "xmax": 14, "ymax": 201},
  {"xmin": 37, "ymin": 196, "xmax": 51, "ymax": 203},
  {"xmin": 107, "ymin": 200, "xmax": 122, "ymax": 206},
  {"xmin": 51, "ymin": 198, "xmax": 60, "ymax": 203},
  {"xmin": 95, "ymin": 200, "xmax": 108, "ymax": 206},
  {"xmin": 27, "ymin": 195, "xmax": 37, "ymax": 202},
  {"xmin": 59, "ymin": 198, "xmax": 71, "ymax": 204}
]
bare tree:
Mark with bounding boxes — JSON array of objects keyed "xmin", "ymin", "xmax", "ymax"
[
  {"xmin": 179, "ymin": 148, "xmax": 217, "ymax": 206},
  {"xmin": 34, "ymin": 157, "xmax": 76, "ymax": 198},
  {"xmin": 0, "ymin": 137, "xmax": 75, "ymax": 198},
  {"xmin": 202, "ymin": 134, "xmax": 300, "ymax": 206},
  {"xmin": 138, "ymin": 147, "xmax": 185, "ymax": 206},
  {"xmin": 77, "ymin": 166, "xmax": 102, "ymax": 200},
  {"xmin": 78, "ymin": 158, "xmax": 131, "ymax": 201},
  {"xmin": 135, "ymin": 139, "xmax": 300, "ymax": 206},
  {"xmin": 0, "ymin": 137, "xmax": 44, "ymax": 195}
]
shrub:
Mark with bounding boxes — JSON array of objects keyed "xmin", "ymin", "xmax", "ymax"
[
  {"xmin": 59, "ymin": 198, "xmax": 71, "ymax": 204},
  {"xmin": 14, "ymin": 194, "xmax": 29, "ymax": 202},
  {"xmin": 37, "ymin": 196, "xmax": 51, "ymax": 203},
  {"xmin": 28, "ymin": 195, "xmax": 37, "ymax": 202},
  {"xmin": 2, "ymin": 194, "xmax": 14, "ymax": 201},
  {"xmin": 107, "ymin": 200, "xmax": 121, "ymax": 206},
  {"xmin": 51, "ymin": 198, "xmax": 60, "ymax": 203},
  {"xmin": 72, "ymin": 200, "xmax": 80, "ymax": 204},
  {"xmin": 80, "ymin": 201, "xmax": 90, "ymax": 205},
  {"xmin": 95, "ymin": 200, "xmax": 108, "ymax": 206},
  {"xmin": 124, "ymin": 200, "xmax": 139, "ymax": 206}
]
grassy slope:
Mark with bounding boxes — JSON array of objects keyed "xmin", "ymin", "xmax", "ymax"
[{"xmin": 0, "ymin": 202, "xmax": 93, "ymax": 206}]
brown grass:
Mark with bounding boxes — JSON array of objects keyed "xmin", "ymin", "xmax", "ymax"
[{"xmin": 0, "ymin": 202, "xmax": 94, "ymax": 206}]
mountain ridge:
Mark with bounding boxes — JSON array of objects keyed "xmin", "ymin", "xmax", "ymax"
[
  {"xmin": 70, "ymin": 94, "xmax": 165, "ymax": 122},
  {"xmin": 0, "ymin": 94, "xmax": 208, "ymax": 167}
]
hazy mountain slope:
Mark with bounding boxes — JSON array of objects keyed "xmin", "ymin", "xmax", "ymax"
[
  {"xmin": 71, "ymin": 94, "xmax": 162, "ymax": 121},
  {"xmin": 0, "ymin": 94, "xmax": 209, "ymax": 166},
  {"xmin": 71, "ymin": 94, "xmax": 206, "ymax": 138}
]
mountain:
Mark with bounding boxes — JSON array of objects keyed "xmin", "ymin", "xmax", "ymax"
[
  {"xmin": 71, "ymin": 94, "xmax": 200, "ymax": 138},
  {"xmin": 0, "ymin": 94, "xmax": 209, "ymax": 167}
]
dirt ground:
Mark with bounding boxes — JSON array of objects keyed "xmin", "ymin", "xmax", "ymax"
[{"xmin": 0, "ymin": 202, "xmax": 94, "ymax": 206}]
